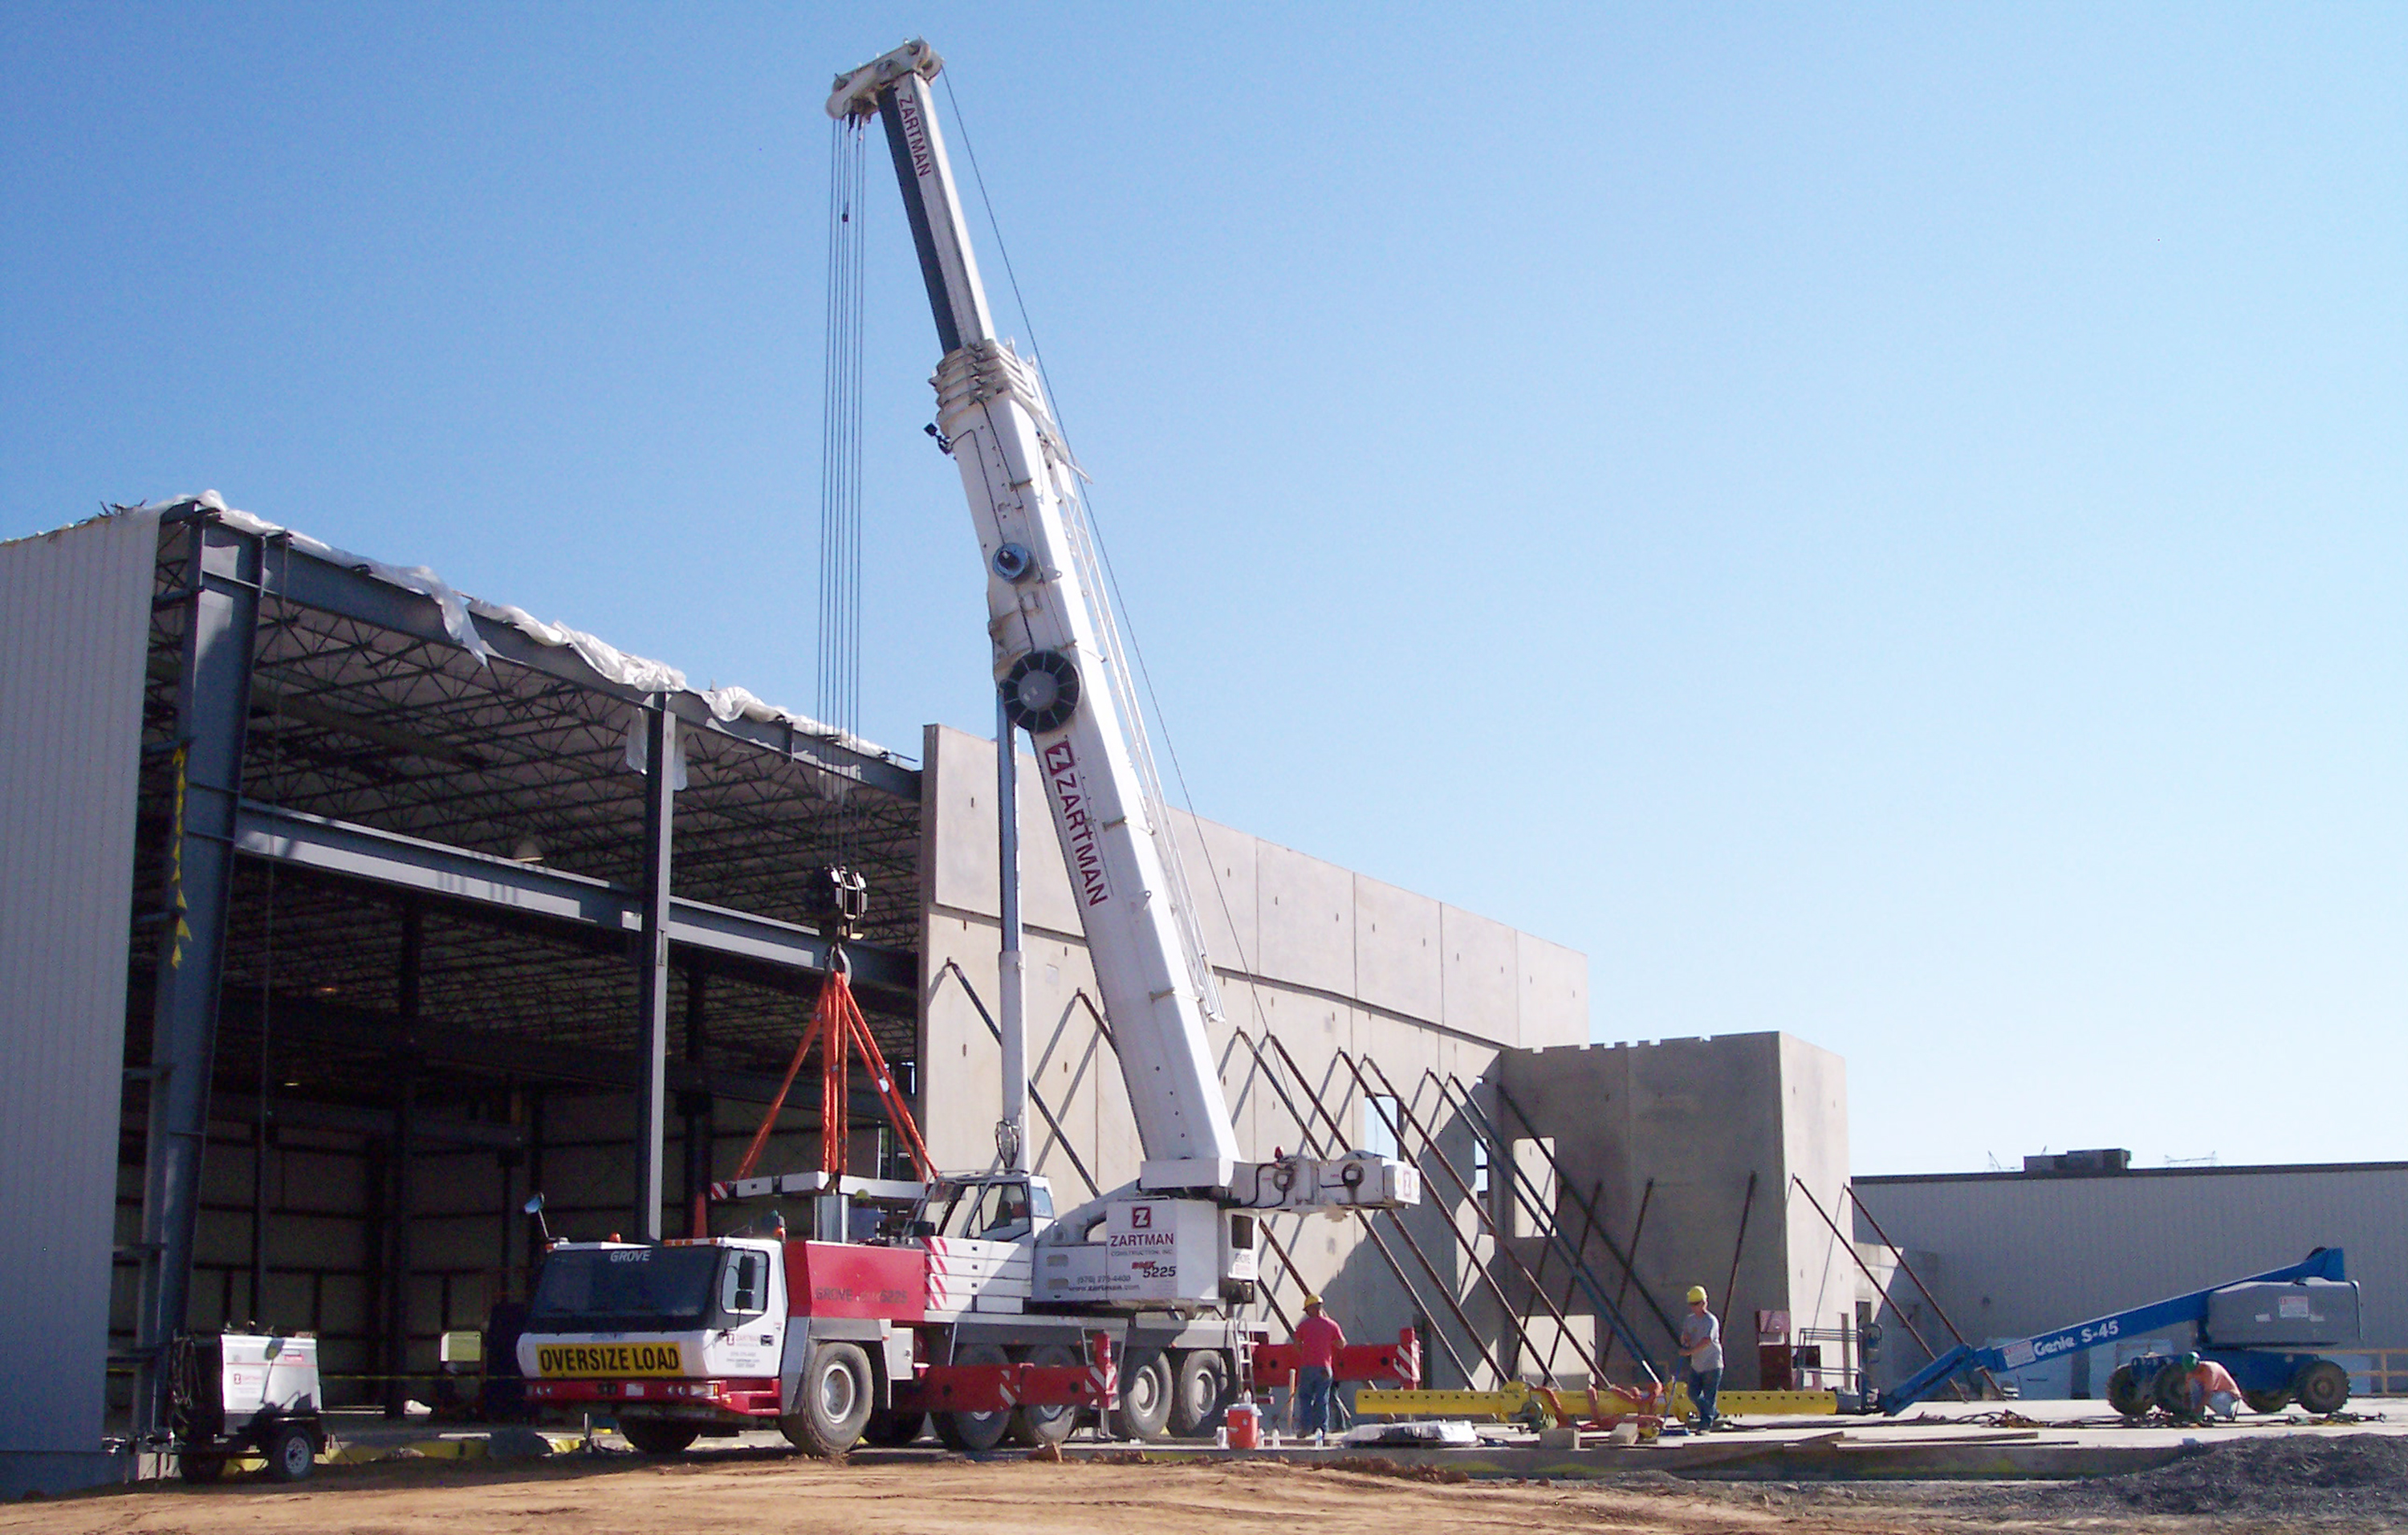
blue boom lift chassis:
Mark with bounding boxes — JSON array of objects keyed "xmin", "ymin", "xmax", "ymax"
[{"xmin": 1878, "ymin": 1247, "xmax": 2361, "ymax": 1418}]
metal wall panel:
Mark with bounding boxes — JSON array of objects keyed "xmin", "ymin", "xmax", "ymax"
[
  {"xmin": 0, "ymin": 508, "xmax": 161, "ymax": 1495},
  {"xmin": 1852, "ymin": 1163, "xmax": 2408, "ymax": 1388}
]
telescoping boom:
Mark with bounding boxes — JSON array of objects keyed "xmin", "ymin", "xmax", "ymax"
[{"xmin": 829, "ymin": 41, "xmax": 1417, "ymax": 1217}]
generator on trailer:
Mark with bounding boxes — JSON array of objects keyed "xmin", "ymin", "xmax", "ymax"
[{"xmin": 515, "ymin": 39, "xmax": 1421, "ymax": 1456}]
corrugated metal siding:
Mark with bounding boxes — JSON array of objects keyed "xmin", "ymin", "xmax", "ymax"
[
  {"xmin": 1852, "ymin": 1166, "xmax": 2408, "ymax": 1378},
  {"xmin": 0, "ymin": 509, "xmax": 161, "ymax": 1460}
]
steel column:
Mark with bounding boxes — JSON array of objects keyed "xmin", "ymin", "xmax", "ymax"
[
  {"xmin": 681, "ymin": 964, "xmax": 712, "ymax": 1236},
  {"xmin": 384, "ymin": 902, "xmax": 421, "ymax": 1417},
  {"xmin": 633, "ymin": 704, "xmax": 676, "ymax": 1241},
  {"xmin": 132, "ymin": 518, "xmax": 260, "ymax": 1442}
]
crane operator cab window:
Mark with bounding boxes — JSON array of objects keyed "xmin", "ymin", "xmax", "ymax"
[
  {"xmin": 933, "ymin": 1175, "xmax": 1055, "ymax": 1244},
  {"xmin": 718, "ymin": 1249, "xmax": 770, "ymax": 1318}
]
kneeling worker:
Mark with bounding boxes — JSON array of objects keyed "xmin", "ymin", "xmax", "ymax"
[{"xmin": 2177, "ymin": 1352, "xmax": 2247, "ymax": 1422}]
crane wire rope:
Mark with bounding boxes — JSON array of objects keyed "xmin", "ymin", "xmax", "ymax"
[
  {"xmin": 942, "ymin": 75, "xmax": 1262, "ymax": 1038},
  {"xmin": 939, "ymin": 75, "xmax": 1310, "ymax": 1079},
  {"xmin": 816, "ymin": 114, "xmax": 870, "ymax": 871}
]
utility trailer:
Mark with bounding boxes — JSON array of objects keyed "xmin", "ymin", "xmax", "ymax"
[
  {"xmin": 1877, "ymin": 1247, "xmax": 2361, "ymax": 1417},
  {"xmin": 169, "ymin": 1331, "xmax": 325, "ymax": 1483}
]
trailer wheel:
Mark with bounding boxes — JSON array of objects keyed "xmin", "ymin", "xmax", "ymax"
[
  {"xmin": 932, "ymin": 1343, "xmax": 1014, "ymax": 1452},
  {"xmin": 2104, "ymin": 1363, "xmax": 2149, "ymax": 1419},
  {"xmin": 1168, "ymin": 1350, "xmax": 1231, "ymax": 1438},
  {"xmin": 864, "ymin": 1410, "xmax": 928, "ymax": 1447},
  {"xmin": 178, "ymin": 1452, "xmax": 226, "ymax": 1484},
  {"xmin": 2293, "ymin": 1360, "xmax": 2350, "ymax": 1415},
  {"xmin": 622, "ymin": 1419, "xmax": 701, "ymax": 1456},
  {"xmin": 2243, "ymin": 1388, "xmax": 2292, "ymax": 1414},
  {"xmin": 1007, "ymin": 1345, "xmax": 1080, "ymax": 1447},
  {"xmin": 1117, "ymin": 1350, "xmax": 1172, "ymax": 1441},
  {"xmin": 262, "ymin": 1422, "xmax": 315, "ymax": 1483},
  {"xmin": 783, "ymin": 1342, "xmax": 876, "ymax": 1457}
]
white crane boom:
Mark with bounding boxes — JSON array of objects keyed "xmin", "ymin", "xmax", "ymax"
[{"xmin": 832, "ymin": 42, "xmax": 1413, "ymax": 1214}]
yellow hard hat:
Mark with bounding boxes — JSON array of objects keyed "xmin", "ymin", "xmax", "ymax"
[
  {"xmin": 1686, "ymin": 1285, "xmax": 1709, "ymax": 1304},
  {"xmin": 1303, "ymin": 1293, "xmax": 1324, "ymax": 1308}
]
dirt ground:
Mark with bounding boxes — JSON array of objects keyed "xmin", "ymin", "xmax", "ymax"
[{"xmin": 8, "ymin": 1437, "xmax": 2407, "ymax": 1535}]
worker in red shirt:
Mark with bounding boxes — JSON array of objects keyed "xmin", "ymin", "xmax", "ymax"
[
  {"xmin": 2177, "ymin": 1352, "xmax": 2247, "ymax": 1422},
  {"xmin": 1291, "ymin": 1293, "xmax": 1346, "ymax": 1440}
]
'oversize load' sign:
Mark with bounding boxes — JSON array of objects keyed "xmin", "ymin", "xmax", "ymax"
[{"xmin": 533, "ymin": 1342, "xmax": 685, "ymax": 1377}]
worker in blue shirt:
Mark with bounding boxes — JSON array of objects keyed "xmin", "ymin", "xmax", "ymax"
[{"xmin": 1678, "ymin": 1285, "xmax": 1724, "ymax": 1431}]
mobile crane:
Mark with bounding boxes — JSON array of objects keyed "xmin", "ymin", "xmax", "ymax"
[{"xmin": 515, "ymin": 40, "xmax": 1420, "ymax": 1456}]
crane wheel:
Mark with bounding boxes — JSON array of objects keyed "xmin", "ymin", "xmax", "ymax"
[
  {"xmin": 2242, "ymin": 1388, "xmax": 2292, "ymax": 1415},
  {"xmin": 781, "ymin": 1342, "xmax": 874, "ymax": 1457},
  {"xmin": 622, "ymin": 1419, "xmax": 701, "ymax": 1456},
  {"xmin": 864, "ymin": 1410, "xmax": 928, "ymax": 1447},
  {"xmin": 2293, "ymin": 1360, "xmax": 2350, "ymax": 1416},
  {"xmin": 932, "ymin": 1343, "xmax": 1015, "ymax": 1452},
  {"xmin": 1008, "ymin": 1345, "xmax": 1080, "ymax": 1446},
  {"xmin": 2104, "ymin": 1363, "xmax": 2150, "ymax": 1419},
  {"xmin": 1117, "ymin": 1350, "xmax": 1173, "ymax": 1441},
  {"xmin": 1167, "ymin": 1350, "xmax": 1232, "ymax": 1439}
]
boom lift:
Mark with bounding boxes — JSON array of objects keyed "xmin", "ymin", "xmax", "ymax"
[
  {"xmin": 515, "ymin": 40, "xmax": 1420, "ymax": 1456},
  {"xmin": 1877, "ymin": 1247, "xmax": 2361, "ymax": 1418}
]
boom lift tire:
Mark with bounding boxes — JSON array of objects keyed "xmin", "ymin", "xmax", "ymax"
[
  {"xmin": 2104, "ymin": 1363, "xmax": 2149, "ymax": 1419},
  {"xmin": 2293, "ymin": 1360, "xmax": 2350, "ymax": 1415},
  {"xmin": 623, "ymin": 1420, "xmax": 702, "ymax": 1456},
  {"xmin": 863, "ymin": 1409, "xmax": 928, "ymax": 1447},
  {"xmin": 1007, "ymin": 1345, "xmax": 1080, "ymax": 1447},
  {"xmin": 2243, "ymin": 1388, "xmax": 2292, "ymax": 1414},
  {"xmin": 1117, "ymin": 1350, "xmax": 1173, "ymax": 1440},
  {"xmin": 781, "ymin": 1342, "xmax": 875, "ymax": 1457},
  {"xmin": 2150, "ymin": 1362, "xmax": 2194, "ymax": 1417},
  {"xmin": 262, "ymin": 1422, "xmax": 316, "ymax": 1483},
  {"xmin": 1168, "ymin": 1350, "xmax": 1231, "ymax": 1438},
  {"xmin": 932, "ymin": 1343, "xmax": 1015, "ymax": 1452}
]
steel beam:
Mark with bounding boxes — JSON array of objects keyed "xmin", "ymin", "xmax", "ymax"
[
  {"xmin": 174, "ymin": 508, "xmax": 920, "ymax": 800},
  {"xmin": 228, "ymin": 800, "xmax": 915, "ymax": 999},
  {"xmin": 633, "ymin": 705, "xmax": 675, "ymax": 1242},
  {"xmin": 134, "ymin": 517, "xmax": 261, "ymax": 1442}
]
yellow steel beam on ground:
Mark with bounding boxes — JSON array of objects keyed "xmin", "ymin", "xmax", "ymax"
[
  {"xmin": 1355, "ymin": 1382, "xmax": 1538, "ymax": 1423},
  {"xmin": 1702, "ymin": 1389, "xmax": 1840, "ymax": 1418}
]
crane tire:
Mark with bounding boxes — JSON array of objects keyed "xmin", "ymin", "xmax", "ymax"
[
  {"xmin": 2104, "ymin": 1363, "xmax": 2150, "ymax": 1419},
  {"xmin": 2243, "ymin": 1388, "xmax": 2292, "ymax": 1415},
  {"xmin": 1167, "ymin": 1350, "xmax": 1232, "ymax": 1439},
  {"xmin": 864, "ymin": 1410, "xmax": 928, "ymax": 1447},
  {"xmin": 2293, "ymin": 1360, "xmax": 2350, "ymax": 1415},
  {"xmin": 622, "ymin": 1419, "xmax": 700, "ymax": 1456},
  {"xmin": 1007, "ymin": 1345, "xmax": 1081, "ymax": 1446},
  {"xmin": 1117, "ymin": 1350, "xmax": 1173, "ymax": 1440},
  {"xmin": 932, "ymin": 1343, "xmax": 1015, "ymax": 1452},
  {"xmin": 781, "ymin": 1342, "xmax": 874, "ymax": 1457}
]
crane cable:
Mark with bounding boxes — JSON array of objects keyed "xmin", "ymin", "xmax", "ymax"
[
  {"xmin": 942, "ymin": 76, "xmax": 1280, "ymax": 1052},
  {"xmin": 816, "ymin": 113, "xmax": 869, "ymax": 872}
]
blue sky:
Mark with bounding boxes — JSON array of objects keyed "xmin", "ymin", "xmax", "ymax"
[{"xmin": 6, "ymin": 4, "xmax": 2403, "ymax": 1175}]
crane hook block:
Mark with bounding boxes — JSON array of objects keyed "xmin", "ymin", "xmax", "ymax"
[{"xmin": 1001, "ymin": 650, "xmax": 1080, "ymax": 733}]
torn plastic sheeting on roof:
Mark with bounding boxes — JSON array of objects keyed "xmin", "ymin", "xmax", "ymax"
[{"xmin": 120, "ymin": 491, "xmax": 910, "ymax": 768}]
